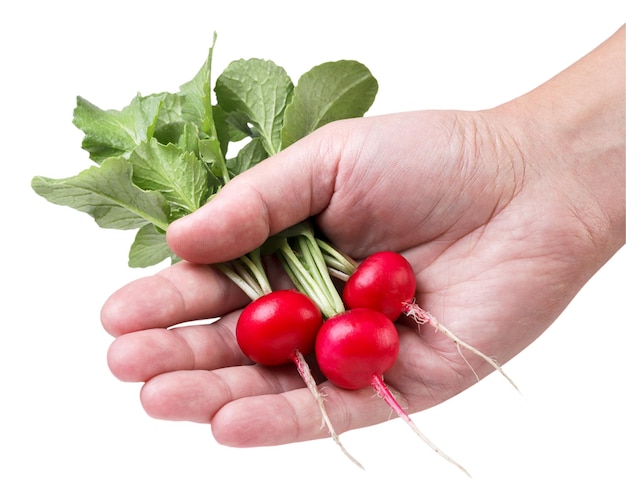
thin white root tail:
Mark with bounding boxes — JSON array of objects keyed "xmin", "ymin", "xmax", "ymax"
[
  {"xmin": 293, "ymin": 350, "xmax": 365, "ymax": 470},
  {"xmin": 403, "ymin": 301, "xmax": 520, "ymax": 393},
  {"xmin": 371, "ymin": 374, "xmax": 472, "ymax": 478}
]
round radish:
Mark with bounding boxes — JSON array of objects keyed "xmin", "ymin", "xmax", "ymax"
[
  {"xmin": 341, "ymin": 250, "xmax": 518, "ymax": 391},
  {"xmin": 315, "ymin": 307, "xmax": 399, "ymax": 389},
  {"xmin": 315, "ymin": 306, "xmax": 470, "ymax": 476},
  {"xmin": 342, "ymin": 251, "xmax": 416, "ymax": 321},
  {"xmin": 236, "ymin": 289, "xmax": 363, "ymax": 468},
  {"xmin": 236, "ymin": 289, "xmax": 322, "ymax": 366}
]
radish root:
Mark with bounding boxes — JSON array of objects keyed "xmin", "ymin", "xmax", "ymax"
[
  {"xmin": 403, "ymin": 301, "xmax": 520, "ymax": 393},
  {"xmin": 371, "ymin": 374, "xmax": 471, "ymax": 478},
  {"xmin": 293, "ymin": 350, "xmax": 364, "ymax": 470}
]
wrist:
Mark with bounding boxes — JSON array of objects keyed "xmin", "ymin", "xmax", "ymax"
[{"xmin": 493, "ymin": 26, "xmax": 625, "ymax": 261}]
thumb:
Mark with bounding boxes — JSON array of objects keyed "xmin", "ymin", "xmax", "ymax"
[{"xmin": 166, "ymin": 130, "xmax": 338, "ymax": 264}]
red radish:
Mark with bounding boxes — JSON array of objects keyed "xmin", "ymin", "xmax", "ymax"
[
  {"xmin": 315, "ymin": 307, "xmax": 399, "ymax": 389},
  {"xmin": 342, "ymin": 251, "xmax": 416, "ymax": 321},
  {"xmin": 342, "ymin": 251, "xmax": 518, "ymax": 391},
  {"xmin": 236, "ymin": 289, "xmax": 322, "ymax": 366},
  {"xmin": 315, "ymin": 307, "xmax": 470, "ymax": 477},
  {"xmin": 236, "ymin": 289, "xmax": 363, "ymax": 469}
]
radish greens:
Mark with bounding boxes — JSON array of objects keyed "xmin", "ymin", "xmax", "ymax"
[{"xmin": 31, "ymin": 36, "xmax": 378, "ymax": 268}]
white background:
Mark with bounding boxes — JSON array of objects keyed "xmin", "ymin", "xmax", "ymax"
[{"xmin": 2, "ymin": 1, "xmax": 625, "ymax": 486}]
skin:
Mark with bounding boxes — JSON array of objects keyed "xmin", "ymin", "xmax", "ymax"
[{"xmin": 101, "ymin": 26, "xmax": 624, "ymax": 447}]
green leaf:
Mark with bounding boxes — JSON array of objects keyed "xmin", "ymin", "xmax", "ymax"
[
  {"xmin": 31, "ymin": 158, "xmax": 170, "ymax": 231},
  {"xmin": 212, "ymin": 104, "xmax": 249, "ymax": 156},
  {"xmin": 226, "ymin": 138, "xmax": 269, "ymax": 177},
  {"xmin": 129, "ymin": 138, "xmax": 210, "ymax": 220},
  {"xmin": 175, "ymin": 122, "xmax": 201, "ymax": 155},
  {"xmin": 128, "ymin": 224, "xmax": 175, "ymax": 268},
  {"xmin": 154, "ymin": 92, "xmax": 185, "ymax": 125},
  {"xmin": 281, "ymin": 60, "xmax": 378, "ymax": 148},
  {"xmin": 34, "ymin": 37, "xmax": 379, "ymax": 273},
  {"xmin": 179, "ymin": 33, "xmax": 219, "ymax": 135},
  {"xmin": 152, "ymin": 93, "xmax": 188, "ymax": 146},
  {"xmin": 153, "ymin": 120, "xmax": 187, "ymax": 147},
  {"xmin": 178, "ymin": 35, "xmax": 228, "ymax": 183},
  {"xmin": 215, "ymin": 58, "xmax": 294, "ymax": 156},
  {"xmin": 73, "ymin": 94, "xmax": 164, "ymax": 164}
]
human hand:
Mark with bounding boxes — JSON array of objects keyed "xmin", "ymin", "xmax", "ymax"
[{"xmin": 101, "ymin": 27, "xmax": 624, "ymax": 447}]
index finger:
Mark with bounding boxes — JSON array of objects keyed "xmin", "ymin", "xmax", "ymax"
[{"xmin": 100, "ymin": 260, "xmax": 248, "ymax": 337}]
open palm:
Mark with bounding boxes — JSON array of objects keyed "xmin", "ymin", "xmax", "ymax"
[{"xmin": 101, "ymin": 106, "xmax": 609, "ymax": 450}]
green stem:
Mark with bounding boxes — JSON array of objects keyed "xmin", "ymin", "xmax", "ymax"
[
  {"xmin": 295, "ymin": 237, "xmax": 333, "ymax": 305},
  {"xmin": 231, "ymin": 259, "xmax": 263, "ymax": 295},
  {"xmin": 214, "ymin": 248, "xmax": 272, "ymax": 301},
  {"xmin": 277, "ymin": 239, "xmax": 333, "ymax": 315},
  {"xmin": 214, "ymin": 262, "xmax": 261, "ymax": 301},
  {"xmin": 298, "ymin": 235, "xmax": 344, "ymax": 315},
  {"xmin": 240, "ymin": 249, "xmax": 272, "ymax": 295},
  {"xmin": 274, "ymin": 222, "xmax": 345, "ymax": 319},
  {"xmin": 316, "ymin": 238, "xmax": 357, "ymax": 276}
]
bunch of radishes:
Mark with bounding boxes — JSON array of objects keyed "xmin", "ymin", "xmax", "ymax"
[
  {"xmin": 217, "ymin": 220, "xmax": 515, "ymax": 476},
  {"xmin": 30, "ymin": 37, "xmax": 514, "ymax": 475}
]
